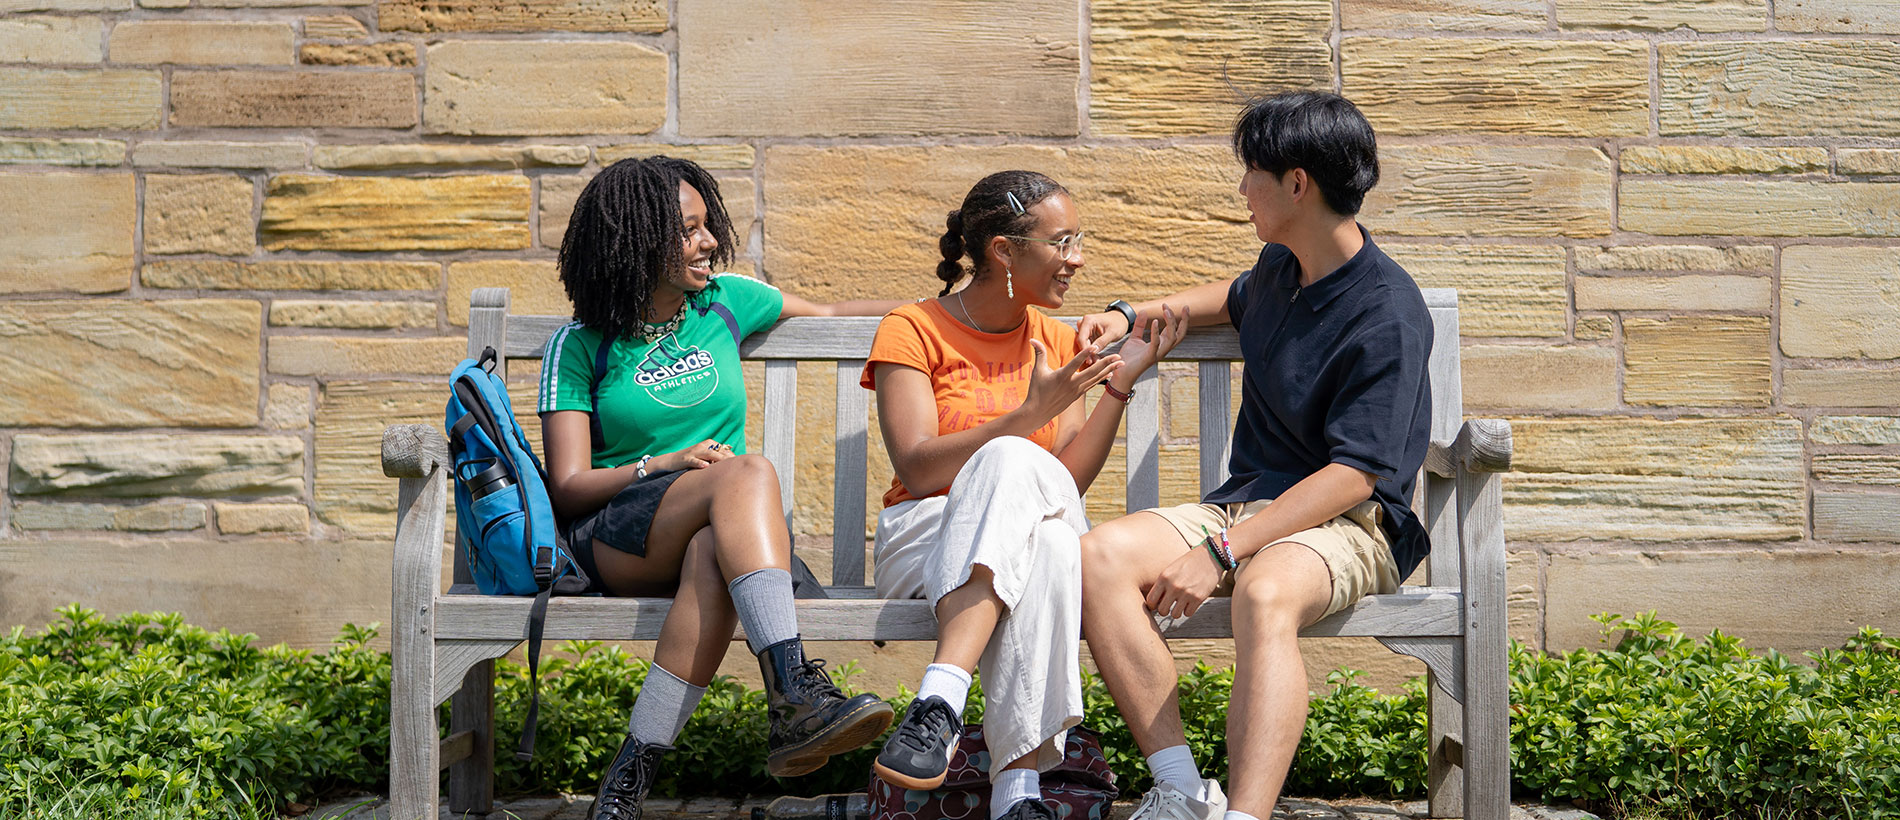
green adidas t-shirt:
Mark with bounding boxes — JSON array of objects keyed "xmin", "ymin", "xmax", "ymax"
[{"xmin": 537, "ymin": 274, "xmax": 784, "ymax": 469}]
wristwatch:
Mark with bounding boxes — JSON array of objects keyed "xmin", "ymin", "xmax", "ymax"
[{"xmin": 1106, "ymin": 299, "xmax": 1137, "ymax": 333}]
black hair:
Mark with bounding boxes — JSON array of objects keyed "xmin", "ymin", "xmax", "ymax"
[
  {"xmin": 1232, "ymin": 91, "xmax": 1380, "ymax": 216},
  {"xmin": 936, "ymin": 170, "xmax": 1069, "ymax": 297},
  {"xmin": 558, "ymin": 156, "xmax": 736, "ymax": 335}
]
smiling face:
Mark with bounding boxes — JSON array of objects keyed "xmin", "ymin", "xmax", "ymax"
[
  {"xmin": 996, "ymin": 192, "xmax": 1084, "ymax": 310},
  {"xmin": 1239, "ymin": 164, "xmax": 1300, "ymax": 244},
  {"xmin": 669, "ymin": 179, "xmax": 718, "ymax": 294}
]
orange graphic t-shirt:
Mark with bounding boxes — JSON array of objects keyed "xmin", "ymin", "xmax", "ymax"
[{"xmin": 860, "ymin": 300, "xmax": 1082, "ymax": 508}]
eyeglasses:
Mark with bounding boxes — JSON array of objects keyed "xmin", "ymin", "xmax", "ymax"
[{"xmin": 1002, "ymin": 230, "xmax": 1085, "ymax": 261}]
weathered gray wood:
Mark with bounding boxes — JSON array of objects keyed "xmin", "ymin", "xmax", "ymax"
[
  {"xmin": 434, "ymin": 640, "xmax": 518, "ymax": 703},
  {"xmin": 470, "ymin": 288, "xmax": 510, "ymax": 377},
  {"xmin": 447, "ymin": 662, "xmax": 495, "ymax": 814},
  {"xmin": 1458, "ymin": 450, "xmax": 1512, "ymax": 820},
  {"xmin": 1125, "ymin": 367, "xmax": 1161, "ymax": 512},
  {"xmin": 389, "ymin": 465, "xmax": 449, "ymax": 820},
  {"xmin": 1198, "ymin": 361, "xmax": 1232, "ymax": 496},
  {"xmin": 763, "ymin": 361, "xmax": 797, "ymax": 531},
  {"xmin": 833, "ymin": 360, "xmax": 869, "ymax": 585},
  {"xmin": 1425, "ymin": 419, "xmax": 1514, "ymax": 478},
  {"xmin": 382, "ymin": 424, "xmax": 449, "ymax": 479},
  {"xmin": 1427, "ymin": 682, "xmax": 1465, "ymax": 818},
  {"xmin": 439, "ymin": 731, "xmax": 474, "ymax": 771},
  {"xmin": 1377, "ymin": 636, "xmax": 1465, "ymax": 703}
]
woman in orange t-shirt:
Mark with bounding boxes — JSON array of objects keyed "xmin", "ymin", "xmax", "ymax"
[{"xmin": 861, "ymin": 170, "xmax": 1186, "ymax": 820}]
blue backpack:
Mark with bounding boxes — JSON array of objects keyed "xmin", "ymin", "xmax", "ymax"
[{"xmin": 445, "ymin": 345, "xmax": 588, "ymax": 761}]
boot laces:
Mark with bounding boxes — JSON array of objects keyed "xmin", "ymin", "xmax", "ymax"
[
  {"xmin": 890, "ymin": 697, "xmax": 958, "ymax": 755},
  {"xmin": 791, "ymin": 658, "xmax": 844, "ymax": 698},
  {"xmin": 596, "ymin": 747, "xmax": 658, "ymax": 820}
]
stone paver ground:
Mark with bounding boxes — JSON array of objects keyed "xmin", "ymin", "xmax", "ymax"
[{"xmin": 303, "ymin": 795, "xmax": 1601, "ymax": 820}]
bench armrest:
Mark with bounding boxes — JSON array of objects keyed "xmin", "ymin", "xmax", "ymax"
[
  {"xmin": 384, "ymin": 423, "xmax": 449, "ymax": 478},
  {"xmin": 1425, "ymin": 418, "xmax": 1512, "ymax": 478}
]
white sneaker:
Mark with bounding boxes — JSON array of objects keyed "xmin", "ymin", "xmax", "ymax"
[{"xmin": 1127, "ymin": 778, "xmax": 1227, "ymax": 820}]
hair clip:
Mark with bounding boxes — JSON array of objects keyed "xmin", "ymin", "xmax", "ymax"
[{"xmin": 1005, "ymin": 191, "xmax": 1025, "ymax": 214}]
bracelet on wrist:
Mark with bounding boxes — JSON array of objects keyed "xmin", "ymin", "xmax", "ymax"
[
  {"xmin": 1201, "ymin": 530, "xmax": 1238, "ymax": 573},
  {"xmin": 1100, "ymin": 380, "xmax": 1133, "ymax": 403},
  {"xmin": 636, "ymin": 454, "xmax": 654, "ymax": 479}
]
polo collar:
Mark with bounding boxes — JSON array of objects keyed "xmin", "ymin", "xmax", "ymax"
[{"xmin": 1278, "ymin": 225, "xmax": 1378, "ymax": 313}]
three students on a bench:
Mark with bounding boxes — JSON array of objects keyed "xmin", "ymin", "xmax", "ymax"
[{"xmin": 540, "ymin": 91, "xmax": 1433, "ymax": 820}]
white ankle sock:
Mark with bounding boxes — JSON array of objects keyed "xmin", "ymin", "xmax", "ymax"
[
  {"xmin": 1146, "ymin": 745, "xmax": 1202, "ymax": 798},
  {"xmin": 916, "ymin": 663, "xmax": 973, "ymax": 717},
  {"xmin": 989, "ymin": 768, "xmax": 1040, "ymax": 819},
  {"xmin": 1223, "ymin": 811, "xmax": 1260, "ymax": 820}
]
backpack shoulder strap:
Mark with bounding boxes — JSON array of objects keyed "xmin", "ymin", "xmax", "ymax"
[{"xmin": 589, "ymin": 330, "xmax": 616, "ymax": 455}]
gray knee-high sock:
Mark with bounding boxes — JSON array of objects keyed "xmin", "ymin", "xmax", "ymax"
[
  {"xmin": 628, "ymin": 664, "xmax": 706, "ymax": 746},
  {"xmin": 728, "ymin": 567, "xmax": 801, "ymax": 654}
]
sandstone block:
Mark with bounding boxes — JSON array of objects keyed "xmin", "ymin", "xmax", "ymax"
[
  {"xmin": 1341, "ymin": 0, "xmax": 1545, "ymax": 31},
  {"xmin": 1346, "ymin": 39, "xmax": 1649, "ymax": 136},
  {"xmin": 143, "ymin": 173, "xmax": 255, "ymax": 256},
  {"xmin": 0, "ymin": 138, "xmax": 123, "ymax": 166},
  {"xmin": 447, "ymin": 260, "xmax": 564, "ymax": 326},
  {"xmin": 131, "ymin": 140, "xmax": 306, "ymax": 169},
  {"xmin": 109, "ymin": 21, "xmax": 294, "ymax": 65},
  {"xmin": 1575, "ymin": 315, "xmax": 1614, "ymax": 341},
  {"xmin": 679, "ymin": 0, "xmax": 1079, "ymax": 137},
  {"xmin": 142, "ymin": 259, "xmax": 438, "ymax": 290},
  {"xmin": 0, "ymin": 300, "xmax": 260, "ymax": 427},
  {"xmin": 1086, "ymin": 443, "xmax": 1204, "ymax": 524},
  {"xmin": 199, "ymin": 0, "xmax": 369, "ymax": 7},
  {"xmin": 11, "ymin": 433, "xmax": 301, "ymax": 497},
  {"xmin": 1575, "ymin": 274, "xmax": 1771, "ymax": 311},
  {"xmin": 1620, "ymin": 180, "xmax": 1900, "ymax": 237},
  {"xmin": 1091, "ymin": 0, "xmax": 1331, "ymax": 136},
  {"xmin": 424, "ymin": 41, "xmax": 665, "ymax": 136},
  {"xmin": 1362, "ymin": 146, "xmax": 1614, "ymax": 238},
  {"xmin": 171, "ymin": 70, "xmax": 415, "ymax": 128},
  {"xmin": 300, "ymin": 42, "xmax": 415, "ymax": 67},
  {"xmin": 1462, "ymin": 346, "xmax": 1619, "ymax": 411},
  {"xmin": 0, "ymin": 0, "xmax": 126, "ymax": 9},
  {"xmin": 0, "ymin": 16, "xmax": 103, "ymax": 63},
  {"xmin": 1781, "ymin": 246, "xmax": 1900, "ymax": 360},
  {"xmin": 1623, "ymin": 315, "xmax": 1770, "ymax": 406},
  {"xmin": 314, "ymin": 144, "xmax": 587, "ymax": 170},
  {"xmin": 265, "ymin": 383, "xmax": 311, "ymax": 430},
  {"xmin": 1504, "ymin": 416, "xmax": 1803, "ymax": 542},
  {"xmin": 269, "ymin": 336, "xmax": 467, "ymax": 377},
  {"xmin": 0, "ymin": 172, "xmax": 132, "ymax": 294},
  {"xmin": 1576, "ymin": 244, "xmax": 1774, "ymax": 272},
  {"xmin": 269, "ymin": 300, "xmax": 434, "ymax": 329},
  {"xmin": 1383, "ymin": 244, "xmax": 1566, "ymax": 337},
  {"xmin": 1840, "ymin": 149, "xmax": 1900, "ymax": 176},
  {"xmin": 214, "ymin": 502, "xmax": 308, "ymax": 534},
  {"xmin": 1555, "ymin": 0, "xmax": 1765, "ymax": 31},
  {"xmin": 1661, "ymin": 42, "xmax": 1900, "ymax": 136},
  {"xmin": 538, "ymin": 175, "xmax": 586, "ymax": 250},
  {"xmin": 141, "ymin": 0, "xmax": 187, "ymax": 8},
  {"xmin": 1812, "ymin": 454, "xmax": 1900, "ymax": 487},
  {"xmin": 1777, "ymin": 0, "xmax": 1900, "ymax": 33},
  {"xmin": 0, "ymin": 540, "xmax": 391, "ymax": 652},
  {"xmin": 304, "ymin": 14, "xmax": 368, "ymax": 38},
  {"xmin": 1784, "ymin": 369, "xmax": 1900, "ymax": 408},
  {"xmin": 595, "ymin": 143, "xmax": 755, "ymax": 169},
  {"xmin": 1619, "ymin": 145, "xmax": 1826, "ymax": 175},
  {"xmin": 381, "ymin": 0, "xmax": 664, "ymax": 32},
  {"xmin": 1813, "ymin": 490, "xmax": 1900, "ymax": 542},
  {"xmin": 763, "ymin": 145, "xmax": 1256, "ymax": 306},
  {"xmin": 12, "ymin": 501, "xmax": 205, "ymax": 531},
  {"xmin": 261, "ymin": 174, "xmax": 530, "ymax": 251},
  {"xmin": 1811, "ymin": 416, "xmax": 1900, "ymax": 447},
  {"xmin": 1544, "ymin": 551, "xmax": 1900, "ymax": 652},
  {"xmin": 0, "ymin": 68, "xmax": 159, "ymax": 129}
]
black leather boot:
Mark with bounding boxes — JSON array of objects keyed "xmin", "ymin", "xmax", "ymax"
[
  {"xmin": 588, "ymin": 734, "xmax": 670, "ymax": 820},
  {"xmin": 757, "ymin": 636, "xmax": 895, "ymax": 777}
]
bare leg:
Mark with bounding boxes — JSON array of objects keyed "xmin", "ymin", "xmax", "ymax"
[
  {"xmin": 649, "ymin": 528, "xmax": 738, "ymax": 686},
  {"xmin": 1078, "ymin": 512, "xmax": 1198, "ymax": 756},
  {"xmin": 930, "ymin": 565, "xmax": 1004, "ymax": 671},
  {"xmin": 1223, "ymin": 542, "xmax": 1333, "ymax": 818},
  {"xmin": 592, "ymin": 454, "xmax": 791, "ymax": 597}
]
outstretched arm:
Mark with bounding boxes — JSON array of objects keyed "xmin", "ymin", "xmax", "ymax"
[
  {"xmin": 1075, "ymin": 278, "xmax": 1233, "ymax": 351},
  {"xmin": 780, "ymin": 291, "xmax": 910, "ymax": 318}
]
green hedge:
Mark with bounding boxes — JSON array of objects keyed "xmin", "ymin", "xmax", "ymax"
[{"xmin": 2, "ymin": 606, "xmax": 1896, "ymax": 818}]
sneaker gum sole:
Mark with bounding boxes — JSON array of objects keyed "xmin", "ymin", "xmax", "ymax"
[
  {"xmin": 766, "ymin": 699, "xmax": 896, "ymax": 778},
  {"xmin": 870, "ymin": 759, "xmax": 948, "ymax": 792}
]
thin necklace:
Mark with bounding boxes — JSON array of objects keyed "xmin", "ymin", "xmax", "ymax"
[{"xmin": 953, "ymin": 291, "xmax": 1022, "ymax": 334}]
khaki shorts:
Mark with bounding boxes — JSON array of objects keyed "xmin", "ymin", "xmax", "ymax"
[{"xmin": 1143, "ymin": 498, "xmax": 1400, "ymax": 619}]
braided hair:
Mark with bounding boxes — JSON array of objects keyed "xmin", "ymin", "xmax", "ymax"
[
  {"xmin": 935, "ymin": 170, "xmax": 1069, "ymax": 297},
  {"xmin": 559, "ymin": 156, "xmax": 737, "ymax": 335}
]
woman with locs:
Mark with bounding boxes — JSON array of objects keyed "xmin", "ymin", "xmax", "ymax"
[
  {"xmin": 863, "ymin": 170, "xmax": 1188, "ymax": 820},
  {"xmin": 539, "ymin": 156, "xmax": 902, "ymax": 820}
]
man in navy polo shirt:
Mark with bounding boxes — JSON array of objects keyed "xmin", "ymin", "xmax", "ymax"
[{"xmin": 1075, "ymin": 92, "xmax": 1433, "ymax": 820}]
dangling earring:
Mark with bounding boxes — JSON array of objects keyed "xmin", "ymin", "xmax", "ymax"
[{"xmin": 1005, "ymin": 267, "xmax": 1015, "ymax": 299}]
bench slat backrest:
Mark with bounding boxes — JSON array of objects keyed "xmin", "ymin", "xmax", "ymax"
[{"xmin": 468, "ymin": 287, "xmax": 1462, "ymax": 591}]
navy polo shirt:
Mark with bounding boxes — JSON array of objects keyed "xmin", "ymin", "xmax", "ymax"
[{"xmin": 1205, "ymin": 228, "xmax": 1435, "ymax": 579}]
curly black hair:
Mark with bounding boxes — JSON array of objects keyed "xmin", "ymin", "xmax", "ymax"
[
  {"xmin": 936, "ymin": 170, "xmax": 1069, "ymax": 297},
  {"xmin": 558, "ymin": 156, "xmax": 737, "ymax": 335}
]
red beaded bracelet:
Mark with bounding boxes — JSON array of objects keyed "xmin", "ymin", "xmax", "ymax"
[{"xmin": 1101, "ymin": 380, "xmax": 1133, "ymax": 403}]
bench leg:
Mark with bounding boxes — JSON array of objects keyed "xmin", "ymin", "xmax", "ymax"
[
  {"xmin": 1426, "ymin": 673, "xmax": 1463, "ymax": 818},
  {"xmin": 448, "ymin": 660, "xmax": 497, "ymax": 815},
  {"xmin": 390, "ymin": 616, "xmax": 440, "ymax": 820}
]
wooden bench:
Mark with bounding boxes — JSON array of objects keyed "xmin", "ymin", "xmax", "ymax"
[{"xmin": 383, "ymin": 287, "xmax": 1513, "ymax": 820}]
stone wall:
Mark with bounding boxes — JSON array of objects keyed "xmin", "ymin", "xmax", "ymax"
[{"xmin": 3, "ymin": 0, "xmax": 1898, "ymax": 691}]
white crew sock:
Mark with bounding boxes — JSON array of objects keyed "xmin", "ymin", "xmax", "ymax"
[
  {"xmin": 916, "ymin": 662, "xmax": 973, "ymax": 717},
  {"xmin": 1146, "ymin": 744, "xmax": 1203, "ymax": 799},
  {"xmin": 1224, "ymin": 811, "xmax": 1261, "ymax": 820},
  {"xmin": 990, "ymin": 768, "xmax": 1040, "ymax": 819},
  {"xmin": 627, "ymin": 664, "xmax": 706, "ymax": 746}
]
